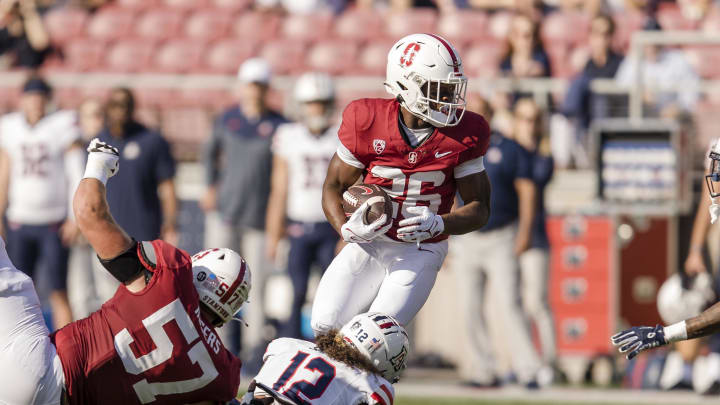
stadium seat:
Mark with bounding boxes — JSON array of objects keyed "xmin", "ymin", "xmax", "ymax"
[
  {"xmin": 134, "ymin": 9, "xmax": 185, "ymax": 41},
  {"xmin": 86, "ymin": 7, "xmax": 136, "ymax": 41},
  {"xmin": 357, "ymin": 40, "xmax": 395, "ymax": 75},
  {"xmin": 43, "ymin": 7, "xmax": 89, "ymax": 45},
  {"xmin": 53, "ymin": 87, "xmax": 83, "ymax": 109},
  {"xmin": 233, "ymin": 12, "xmax": 281, "ymax": 41},
  {"xmin": 281, "ymin": 13, "xmax": 334, "ymax": 42},
  {"xmin": 184, "ymin": 10, "xmax": 233, "ymax": 41},
  {"xmin": 203, "ymin": 39, "xmax": 258, "ymax": 74},
  {"xmin": 153, "ymin": 40, "xmax": 207, "ymax": 73},
  {"xmin": 333, "ymin": 10, "xmax": 384, "ymax": 42},
  {"xmin": 462, "ymin": 42, "xmax": 503, "ymax": 78},
  {"xmin": 161, "ymin": 108, "xmax": 212, "ymax": 144},
  {"xmin": 177, "ymin": 88, "xmax": 234, "ymax": 109},
  {"xmin": 613, "ymin": 11, "xmax": 646, "ymax": 52},
  {"xmin": 162, "ymin": 0, "xmax": 210, "ymax": 9},
  {"xmin": 437, "ymin": 12, "xmax": 489, "ymax": 43},
  {"xmin": 105, "ymin": 40, "xmax": 156, "ymax": 72},
  {"xmin": 384, "ymin": 9, "xmax": 437, "ymax": 39},
  {"xmin": 541, "ymin": 11, "xmax": 590, "ymax": 48},
  {"xmin": 210, "ymin": 0, "xmax": 252, "ymax": 12},
  {"xmin": 306, "ymin": 40, "xmax": 360, "ymax": 75},
  {"xmin": 488, "ymin": 11, "xmax": 513, "ymax": 40},
  {"xmin": 657, "ymin": 2, "xmax": 697, "ymax": 30},
  {"xmin": 684, "ymin": 46, "xmax": 720, "ymax": 79},
  {"xmin": 115, "ymin": 0, "xmax": 158, "ymax": 10},
  {"xmin": 61, "ymin": 39, "xmax": 106, "ymax": 71},
  {"xmin": 259, "ymin": 39, "xmax": 308, "ymax": 75},
  {"xmin": 133, "ymin": 87, "xmax": 180, "ymax": 108},
  {"xmin": 335, "ymin": 89, "xmax": 387, "ymax": 112}
]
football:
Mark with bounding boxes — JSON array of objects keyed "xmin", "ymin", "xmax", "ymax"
[{"xmin": 342, "ymin": 183, "xmax": 393, "ymax": 225}]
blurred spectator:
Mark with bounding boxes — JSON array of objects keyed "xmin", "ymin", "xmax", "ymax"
[
  {"xmin": 0, "ymin": 76, "xmax": 83, "ymax": 329},
  {"xmin": 0, "ymin": 0, "xmax": 49, "ymax": 69},
  {"xmin": 559, "ymin": 13, "xmax": 623, "ymax": 168},
  {"xmin": 452, "ymin": 95, "xmax": 542, "ymax": 388},
  {"xmin": 677, "ymin": 0, "xmax": 720, "ymax": 24},
  {"xmin": 266, "ymin": 72, "xmax": 339, "ymax": 339},
  {"xmin": 99, "ymin": 88, "xmax": 178, "ymax": 243},
  {"xmin": 511, "ymin": 98, "xmax": 556, "ymax": 378},
  {"xmin": 468, "ymin": 0, "xmax": 552, "ymax": 17},
  {"xmin": 615, "ymin": 19, "xmax": 700, "ymax": 118},
  {"xmin": 493, "ymin": 13, "xmax": 551, "ymax": 136},
  {"xmin": 255, "ymin": 0, "xmax": 341, "ymax": 14},
  {"xmin": 202, "ymin": 58, "xmax": 287, "ymax": 362},
  {"xmin": 66, "ymin": 98, "xmax": 105, "ymax": 319}
]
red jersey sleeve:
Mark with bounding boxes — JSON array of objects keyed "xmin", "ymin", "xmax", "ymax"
[
  {"xmin": 458, "ymin": 112, "xmax": 491, "ymax": 163},
  {"xmin": 337, "ymin": 99, "xmax": 377, "ymax": 168}
]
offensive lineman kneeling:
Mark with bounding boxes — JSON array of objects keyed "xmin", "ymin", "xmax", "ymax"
[
  {"xmin": 241, "ymin": 313, "xmax": 409, "ymax": 405},
  {"xmin": 0, "ymin": 139, "xmax": 250, "ymax": 404}
]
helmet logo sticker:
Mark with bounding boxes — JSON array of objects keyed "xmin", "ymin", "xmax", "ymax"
[
  {"xmin": 197, "ymin": 271, "xmax": 207, "ymax": 282},
  {"xmin": 390, "ymin": 346, "xmax": 408, "ymax": 371},
  {"xmin": 373, "ymin": 139, "xmax": 386, "ymax": 154},
  {"xmin": 399, "ymin": 43, "xmax": 421, "ymax": 67}
]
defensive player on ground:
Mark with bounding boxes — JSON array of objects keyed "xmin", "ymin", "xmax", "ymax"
[
  {"xmin": 0, "ymin": 139, "xmax": 251, "ymax": 404},
  {"xmin": 612, "ymin": 142, "xmax": 720, "ymax": 361},
  {"xmin": 311, "ymin": 33, "xmax": 492, "ymax": 334},
  {"xmin": 241, "ymin": 312, "xmax": 408, "ymax": 405}
]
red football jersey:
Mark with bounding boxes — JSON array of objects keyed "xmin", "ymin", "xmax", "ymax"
[
  {"xmin": 338, "ymin": 98, "xmax": 490, "ymax": 242},
  {"xmin": 51, "ymin": 240, "xmax": 241, "ymax": 405}
]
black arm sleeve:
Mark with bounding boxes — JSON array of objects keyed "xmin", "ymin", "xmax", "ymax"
[{"xmin": 98, "ymin": 239, "xmax": 154, "ymax": 284}]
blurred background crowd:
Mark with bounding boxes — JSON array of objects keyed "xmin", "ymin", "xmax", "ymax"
[{"xmin": 3, "ymin": 0, "xmax": 720, "ymax": 397}]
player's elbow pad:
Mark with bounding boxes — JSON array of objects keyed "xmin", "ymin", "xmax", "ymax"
[{"xmin": 99, "ymin": 240, "xmax": 154, "ymax": 283}]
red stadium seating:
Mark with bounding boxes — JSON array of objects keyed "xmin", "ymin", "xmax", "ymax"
[
  {"xmin": 86, "ymin": 7, "xmax": 136, "ymax": 41},
  {"xmin": 462, "ymin": 42, "xmax": 504, "ymax": 77},
  {"xmin": 281, "ymin": 13, "xmax": 334, "ymax": 42},
  {"xmin": 210, "ymin": 0, "xmax": 252, "ymax": 12},
  {"xmin": 541, "ymin": 11, "xmax": 591, "ymax": 48},
  {"xmin": 259, "ymin": 39, "xmax": 308, "ymax": 75},
  {"xmin": 204, "ymin": 39, "xmax": 258, "ymax": 74},
  {"xmin": 161, "ymin": 108, "xmax": 212, "ymax": 144},
  {"xmin": 43, "ymin": 7, "xmax": 89, "ymax": 45},
  {"xmin": 384, "ymin": 9, "xmax": 437, "ymax": 39},
  {"xmin": 133, "ymin": 87, "xmax": 181, "ymax": 108},
  {"xmin": 105, "ymin": 40, "xmax": 157, "ymax": 73},
  {"xmin": 184, "ymin": 10, "xmax": 233, "ymax": 41},
  {"xmin": 437, "ymin": 12, "xmax": 489, "ymax": 43},
  {"xmin": 306, "ymin": 40, "xmax": 360, "ymax": 75},
  {"xmin": 153, "ymin": 40, "xmax": 207, "ymax": 73},
  {"xmin": 333, "ymin": 10, "xmax": 384, "ymax": 42},
  {"xmin": 177, "ymin": 88, "xmax": 234, "ymax": 109},
  {"xmin": 134, "ymin": 9, "xmax": 185, "ymax": 41},
  {"xmin": 61, "ymin": 39, "xmax": 106, "ymax": 71},
  {"xmin": 53, "ymin": 87, "xmax": 83, "ymax": 109},
  {"xmin": 702, "ymin": 11, "xmax": 720, "ymax": 33},
  {"xmin": 115, "ymin": 0, "xmax": 158, "ymax": 10},
  {"xmin": 657, "ymin": 2, "xmax": 697, "ymax": 31},
  {"xmin": 162, "ymin": 0, "xmax": 210, "ymax": 9},
  {"xmin": 613, "ymin": 11, "xmax": 646, "ymax": 52},
  {"xmin": 233, "ymin": 12, "xmax": 281, "ymax": 41},
  {"xmin": 684, "ymin": 46, "xmax": 720, "ymax": 79},
  {"xmin": 357, "ymin": 40, "xmax": 395, "ymax": 76},
  {"xmin": 488, "ymin": 11, "xmax": 513, "ymax": 40}
]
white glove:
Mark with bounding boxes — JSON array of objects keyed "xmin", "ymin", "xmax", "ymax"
[
  {"xmin": 341, "ymin": 201, "xmax": 392, "ymax": 244},
  {"xmin": 711, "ymin": 198, "xmax": 720, "ymax": 225},
  {"xmin": 397, "ymin": 206, "xmax": 444, "ymax": 243},
  {"xmin": 83, "ymin": 138, "xmax": 120, "ymax": 185}
]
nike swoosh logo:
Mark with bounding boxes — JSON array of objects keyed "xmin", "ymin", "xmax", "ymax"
[{"xmin": 435, "ymin": 151, "xmax": 452, "ymax": 158}]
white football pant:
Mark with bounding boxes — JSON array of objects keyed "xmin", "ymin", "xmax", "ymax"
[
  {"xmin": 311, "ymin": 239, "xmax": 447, "ymax": 333},
  {"xmin": 520, "ymin": 247, "xmax": 556, "ymax": 365},
  {"xmin": 0, "ymin": 237, "xmax": 64, "ymax": 405},
  {"xmin": 452, "ymin": 224, "xmax": 542, "ymax": 384}
]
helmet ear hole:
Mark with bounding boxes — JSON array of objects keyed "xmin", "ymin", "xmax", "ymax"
[{"xmin": 218, "ymin": 254, "xmax": 225, "ymax": 260}]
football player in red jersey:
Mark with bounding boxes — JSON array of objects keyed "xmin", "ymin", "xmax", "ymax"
[
  {"xmin": 311, "ymin": 33, "xmax": 492, "ymax": 336},
  {"xmin": 0, "ymin": 139, "xmax": 250, "ymax": 404}
]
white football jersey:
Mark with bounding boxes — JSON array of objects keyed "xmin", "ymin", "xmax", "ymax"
[
  {"xmin": 272, "ymin": 123, "xmax": 339, "ymax": 223},
  {"xmin": 0, "ymin": 110, "xmax": 80, "ymax": 224},
  {"xmin": 253, "ymin": 338, "xmax": 395, "ymax": 405}
]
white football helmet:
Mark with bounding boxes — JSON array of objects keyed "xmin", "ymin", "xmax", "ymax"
[
  {"xmin": 191, "ymin": 248, "xmax": 251, "ymax": 326},
  {"xmin": 339, "ymin": 312, "xmax": 410, "ymax": 383},
  {"xmin": 385, "ymin": 33, "xmax": 467, "ymax": 127},
  {"xmin": 657, "ymin": 272, "xmax": 715, "ymax": 325},
  {"xmin": 294, "ymin": 72, "xmax": 335, "ymax": 103}
]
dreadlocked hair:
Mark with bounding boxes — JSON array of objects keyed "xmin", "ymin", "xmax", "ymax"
[{"xmin": 315, "ymin": 329, "xmax": 381, "ymax": 376}]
